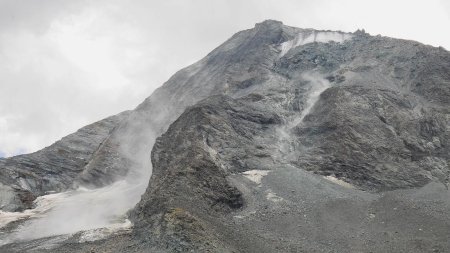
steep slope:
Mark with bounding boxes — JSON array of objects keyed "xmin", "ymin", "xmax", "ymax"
[
  {"xmin": 0, "ymin": 20, "xmax": 305, "ymax": 245},
  {"xmin": 128, "ymin": 22, "xmax": 450, "ymax": 252},
  {"xmin": 0, "ymin": 111, "xmax": 130, "ymax": 211},
  {"xmin": 0, "ymin": 21, "xmax": 299, "ymax": 213},
  {"xmin": 131, "ymin": 94, "xmax": 450, "ymax": 252},
  {"xmin": 1, "ymin": 20, "xmax": 449, "ymax": 252}
]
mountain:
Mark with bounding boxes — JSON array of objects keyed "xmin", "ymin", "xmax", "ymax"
[{"xmin": 1, "ymin": 20, "xmax": 450, "ymax": 252}]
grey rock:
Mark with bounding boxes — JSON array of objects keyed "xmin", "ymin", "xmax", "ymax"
[
  {"xmin": 0, "ymin": 111, "xmax": 130, "ymax": 211},
  {"xmin": 129, "ymin": 20, "xmax": 450, "ymax": 252}
]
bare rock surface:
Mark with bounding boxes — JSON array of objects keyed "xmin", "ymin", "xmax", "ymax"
[{"xmin": 0, "ymin": 112, "xmax": 130, "ymax": 211}]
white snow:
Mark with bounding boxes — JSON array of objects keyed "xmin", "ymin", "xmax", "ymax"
[
  {"xmin": 266, "ymin": 190, "xmax": 283, "ymax": 202},
  {"xmin": 280, "ymin": 31, "xmax": 353, "ymax": 57},
  {"xmin": 242, "ymin": 170, "xmax": 270, "ymax": 184},
  {"xmin": 78, "ymin": 219, "xmax": 132, "ymax": 243},
  {"xmin": 324, "ymin": 175, "xmax": 355, "ymax": 189}
]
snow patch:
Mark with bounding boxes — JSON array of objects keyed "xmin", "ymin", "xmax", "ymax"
[
  {"xmin": 242, "ymin": 170, "xmax": 269, "ymax": 184},
  {"xmin": 280, "ymin": 31, "xmax": 353, "ymax": 56},
  {"xmin": 266, "ymin": 190, "xmax": 283, "ymax": 202},
  {"xmin": 78, "ymin": 219, "xmax": 132, "ymax": 243},
  {"xmin": 324, "ymin": 175, "xmax": 355, "ymax": 189}
]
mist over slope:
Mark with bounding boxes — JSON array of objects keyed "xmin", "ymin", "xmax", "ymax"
[{"xmin": 1, "ymin": 20, "xmax": 449, "ymax": 252}]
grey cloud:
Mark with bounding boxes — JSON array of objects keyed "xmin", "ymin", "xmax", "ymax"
[
  {"xmin": 0, "ymin": 0, "xmax": 89, "ymax": 34},
  {"xmin": 0, "ymin": 0, "xmax": 449, "ymax": 156}
]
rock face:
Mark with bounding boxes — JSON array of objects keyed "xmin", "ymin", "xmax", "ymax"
[
  {"xmin": 1, "ymin": 20, "xmax": 450, "ymax": 252},
  {"xmin": 0, "ymin": 112, "xmax": 130, "ymax": 211},
  {"xmin": 130, "ymin": 20, "xmax": 450, "ymax": 252}
]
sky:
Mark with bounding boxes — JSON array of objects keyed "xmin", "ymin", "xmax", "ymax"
[{"xmin": 0, "ymin": 0, "xmax": 449, "ymax": 157}]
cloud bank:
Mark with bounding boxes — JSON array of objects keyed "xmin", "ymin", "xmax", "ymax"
[{"xmin": 0, "ymin": 0, "xmax": 449, "ymax": 157}]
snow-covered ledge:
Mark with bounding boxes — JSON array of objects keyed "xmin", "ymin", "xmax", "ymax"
[{"xmin": 280, "ymin": 31, "xmax": 353, "ymax": 56}]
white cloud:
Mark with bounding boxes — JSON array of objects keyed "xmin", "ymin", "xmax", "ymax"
[{"xmin": 0, "ymin": 0, "xmax": 449, "ymax": 157}]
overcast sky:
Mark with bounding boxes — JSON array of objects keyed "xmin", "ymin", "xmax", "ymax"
[{"xmin": 0, "ymin": 0, "xmax": 449, "ymax": 157}]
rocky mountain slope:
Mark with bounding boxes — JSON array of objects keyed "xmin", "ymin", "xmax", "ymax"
[
  {"xmin": 1, "ymin": 20, "xmax": 450, "ymax": 252},
  {"xmin": 0, "ymin": 111, "xmax": 130, "ymax": 211}
]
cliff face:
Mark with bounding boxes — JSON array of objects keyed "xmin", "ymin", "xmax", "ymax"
[
  {"xmin": 1, "ymin": 20, "xmax": 450, "ymax": 252},
  {"xmin": 130, "ymin": 21, "xmax": 450, "ymax": 252}
]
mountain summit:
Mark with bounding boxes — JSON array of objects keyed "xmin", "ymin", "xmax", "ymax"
[{"xmin": 1, "ymin": 20, "xmax": 450, "ymax": 252}]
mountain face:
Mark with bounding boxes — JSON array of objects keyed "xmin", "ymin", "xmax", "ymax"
[
  {"xmin": 0, "ymin": 112, "xmax": 130, "ymax": 211},
  {"xmin": 1, "ymin": 20, "xmax": 450, "ymax": 252}
]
